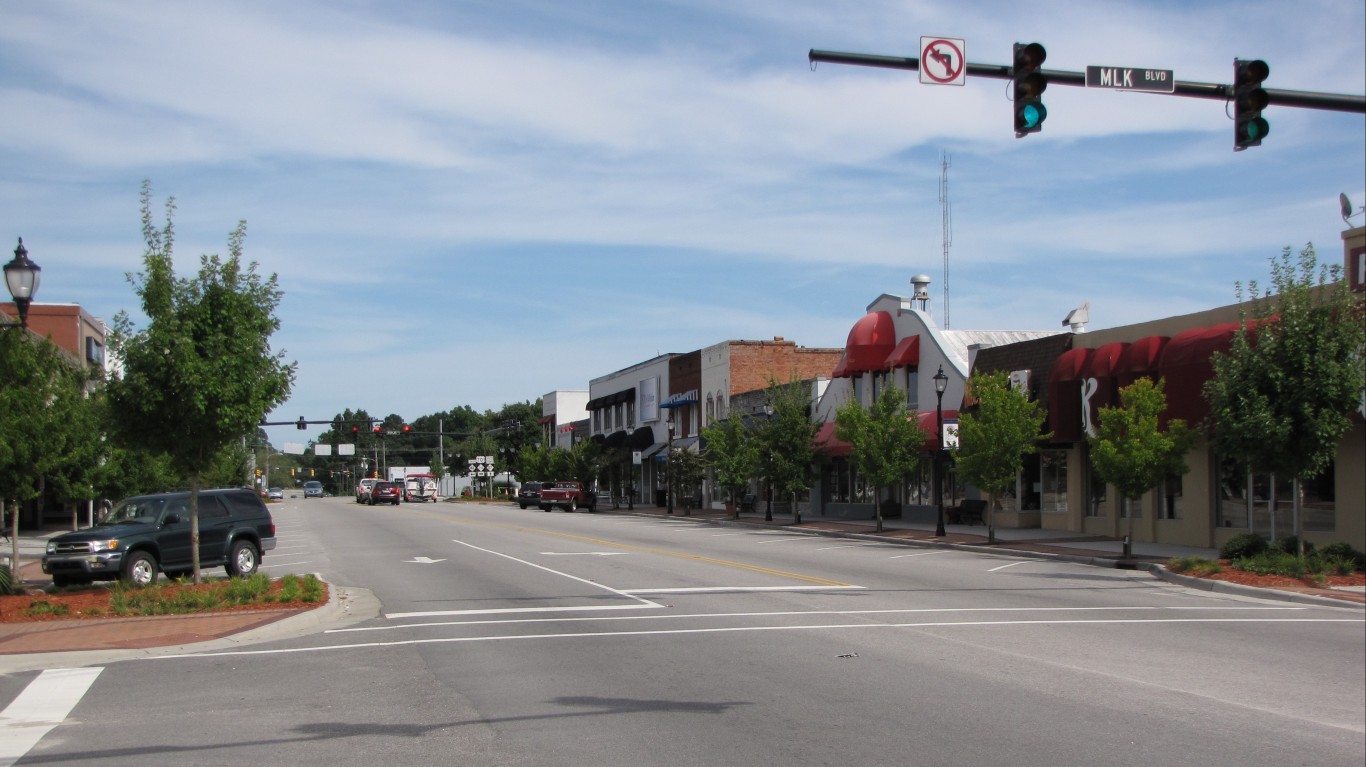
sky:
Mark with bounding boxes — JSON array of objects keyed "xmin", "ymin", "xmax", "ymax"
[{"xmin": 2, "ymin": 0, "xmax": 1363, "ymax": 448}]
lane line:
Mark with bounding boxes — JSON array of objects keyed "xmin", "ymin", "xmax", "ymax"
[
  {"xmin": 332, "ymin": 604, "xmax": 1309, "ymax": 634},
  {"xmin": 988, "ymin": 561, "xmax": 1030, "ymax": 572},
  {"xmin": 160, "ymin": 617, "xmax": 1362, "ymax": 660},
  {"xmin": 620, "ymin": 585, "xmax": 865, "ymax": 595},
  {"xmin": 889, "ymin": 550, "xmax": 952, "ymax": 559},
  {"xmin": 0, "ymin": 667, "xmax": 104, "ymax": 766}
]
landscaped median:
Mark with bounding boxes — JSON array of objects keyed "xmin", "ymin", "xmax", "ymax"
[{"xmin": 0, "ymin": 572, "xmax": 329, "ymax": 623}]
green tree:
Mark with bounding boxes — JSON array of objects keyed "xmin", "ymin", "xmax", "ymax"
[
  {"xmin": 701, "ymin": 414, "xmax": 761, "ymax": 518},
  {"xmin": 953, "ymin": 371, "xmax": 1050, "ymax": 543},
  {"xmin": 834, "ymin": 385, "xmax": 925, "ymax": 533},
  {"xmin": 668, "ymin": 445, "xmax": 707, "ymax": 515},
  {"xmin": 1205, "ymin": 244, "xmax": 1366, "ymax": 553},
  {"xmin": 760, "ymin": 378, "xmax": 818, "ymax": 525},
  {"xmin": 1088, "ymin": 378, "xmax": 1195, "ymax": 557},
  {"xmin": 0, "ymin": 328, "xmax": 93, "ymax": 573},
  {"xmin": 106, "ymin": 183, "xmax": 296, "ymax": 583}
]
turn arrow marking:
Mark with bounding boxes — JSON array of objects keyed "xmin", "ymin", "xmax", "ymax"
[{"xmin": 405, "ymin": 556, "xmax": 447, "ymax": 564}]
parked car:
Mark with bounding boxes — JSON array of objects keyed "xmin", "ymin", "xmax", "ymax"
[
  {"xmin": 538, "ymin": 480, "xmax": 597, "ymax": 513},
  {"xmin": 517, "ymin": 481, "xmax": 546, "ymax": 509},
  {"xmin": 41, "ymin": 488, "xmax": 277, "ymax": 588},
  {"xmin": 367, "ymin": 481, "xmax": 401, "ymax": 506},
  {"xmin": 267, "ymin": 487, "xmax": 284, "ymax": 501},
  {"xmin": 304, "ymin": 480, "xmax": 324, "ymax": 498},
  {"xmin": 356, "ymin": 478, "xmax": 378, "ymax": 503}
]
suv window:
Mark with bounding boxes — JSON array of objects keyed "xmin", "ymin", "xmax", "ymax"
[
  {"xmin": 220, "ymin": 490, "xmax": 267, "ymax": 519},
  {"xmin": 198, "ymin": 495, "xmax": 230, "ymax": 519}
]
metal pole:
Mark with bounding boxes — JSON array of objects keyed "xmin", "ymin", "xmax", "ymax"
[{"xmin": 935, "ymin": 389, "xmax": 946, "ymax": 538}]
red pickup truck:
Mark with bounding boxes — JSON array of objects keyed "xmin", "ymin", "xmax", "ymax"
[{"xmin": 538, "ymin": 481, "xmax": 596, "ymax": 513}]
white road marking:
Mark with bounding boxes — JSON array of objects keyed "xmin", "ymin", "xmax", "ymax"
[
  {"xmin": 889, "ymin": 550, "xmax": 952, "ymax": 559},
  {"xmin": 814, "ymin": 544, "xmax": 876, "ymax": 551},
  {"xmin": 756, "ymin": 537, "xmax": 821, "ymax": 544},
  {"xmin": 0, "ymin": 667, "xmax": 103, "ymax": 766},
  {"xmin": 541, "ymin": 552, "xmax": 628, "ymax": 556},
  {"xmin": 988, "ymin": 561, "xmax": 1030, "ymax": 572},
  {"xmin": 160, "ymin": 616, "xmax": 1360, "ymax": 660},
  {"xmin": 386, "ymin": 604, "xmax": 662, "ymax": 619},
  {"xmin": 620, "ymin": 585, "xmax": 866, "ymax": 595},
  {"xmin": 405, "ymin": 557, "xmax": 447, "ymax": 564},
  {"xmin": 331, "ymin": 605, "xmax": 1310, "ymax": 634}
]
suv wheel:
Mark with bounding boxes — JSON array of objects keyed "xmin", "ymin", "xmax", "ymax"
[
  {"xmin": 122, "ymin": 550, "xmax": 159, "ymax": 587},
  {"xmin": 226, "ymin": 539, "xmax": 260, "ymax": 577},
  {"xmin": 567, "ymin": 499, "xmax": 578, "ymax": 513}
]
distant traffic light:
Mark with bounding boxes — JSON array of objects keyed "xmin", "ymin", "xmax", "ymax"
[
  {"xmin": 1012, "ymin": 43, "xmax": 1047, "ymax": 137},
  {"xmin": 1233, "ymin": 58, "xmax": 1270, "ymax": 151},
  {"xmin": 255, "ymin": 468, "xmax": 261, "ymax": 478},
  {"xmin": 351, "ymin": 425, "xmax": 359, "ymax": 436},
  {"xmin": 373, "ymin": 423, "xmax": 382, "ymax": 434},
  {"xmin": 296, "ymin": 416, "xmax": 307, "ymax": 430},
  {"xmin": 402, "ymin": 424, "xmax": 411, "ymax": 434}
]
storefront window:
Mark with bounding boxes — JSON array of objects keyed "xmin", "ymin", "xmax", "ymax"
[
  {"xmin": 1040, "ymin": 450, "xmax": 1068, "ymax": 513},
  {"xmin": 1216, "ymin": 455, "xmax": 1335, "ymax": 534},
  {"xmin": 1161, "ymin": 473, "xmax": 1183, "ymax": 520},
  {"xmin": 905, "ymin": 369, "xmax": 919, "ymax": 410},
  {"xmin": 822, "ymin": 460, "xmax": 852, "ymax": 503},
  {"xmin": 903, "ymin": 458, "xmax": 933, "ymax": 506}
]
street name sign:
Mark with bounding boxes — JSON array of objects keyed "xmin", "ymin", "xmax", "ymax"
[{"xmin": 1085, "ymin": 66, "xmax": 1175, "ymax": 93}]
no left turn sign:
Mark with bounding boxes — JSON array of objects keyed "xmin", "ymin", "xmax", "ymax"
[{"xmin": 920, "ymin": 37, "xmax": 966, "ymax": 86}]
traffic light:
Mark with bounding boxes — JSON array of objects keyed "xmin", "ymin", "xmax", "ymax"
[
  {"xmin": 402, "ymin": 424, "xmax": 411, "ymax": 434},
  {"xmin": 296, "ymin": 416, "xmax": 307, "ymax": 430},
  {"xmin": 1233, "ymin": 58, "xmax": 1269, "ymax": 151},
  {"xmin": 351, "ymin": 425, "xmax": 359, "ymax": 436},
  {"xmin": 373, "ymin": 423, "xmax": 382, "ymax": 434},
  {"xmin": 255, "ymin": 468, "xmax": 261, "ymax": 478},
  {"xmin": 332, "ymin": 416, "xmax": 343, "ymax": 432},
  {"xmin": 1012, "ymin": 43, "xmax": 1047, "ymax": 137},
  {"xmin": 310, "ymin": 468, "xmax": 315, "ymax": 477}
]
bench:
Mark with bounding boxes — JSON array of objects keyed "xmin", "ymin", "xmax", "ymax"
[{"xmin": 948, "ymin": 499, "xmax": 987, "ymax": 526}]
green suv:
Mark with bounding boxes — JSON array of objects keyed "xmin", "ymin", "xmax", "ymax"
[{"xmin": 41, "ymin": 488, "xmax": 278, "ymax": 588}]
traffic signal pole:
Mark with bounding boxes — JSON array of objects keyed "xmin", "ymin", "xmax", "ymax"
[{"xmin": 808, "ymin": 49, "xmax": 1366, "ymax": 114}]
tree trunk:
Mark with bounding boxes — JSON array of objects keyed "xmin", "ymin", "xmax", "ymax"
[
  {"xmin": 874, "ymin": 485, "xmax": 884, "ymax": 533},
  {"xmin": 190, "ymin": 473, "xmax": 203, "ymax": 584}
]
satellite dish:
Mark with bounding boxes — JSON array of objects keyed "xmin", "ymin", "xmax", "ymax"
[{"xmin": 1341, "ymin": 193, "xmax": 1353, "ymax": 224}]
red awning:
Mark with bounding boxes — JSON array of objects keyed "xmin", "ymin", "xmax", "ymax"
[
  {"xmin": 1159, "ymin": 323, "xmax": 1238, "ymax": 426},
  {"xmin": 839, "ymin": 311, "xmax": 897, "ymax": 375},
  {"xmin": 1117, "ymin": 335, "xmax": 1168, "ymax": 388},
  {"xmin": 1047, "ymin": 346, "xmax": 1092, "ymax": 442},
  {"xmin": 916, "ymin": 409, "xmax": 960, "ymax": 451},
  {"xmin": 884, "ymin": 335, "xmax": 920, "ymax": 369},
  {"xmin": 539, "ymin": 415, "xmax": 555, "ymax": 425},
  {"xmin": 814, "ymin": 421, "xmax": 852, "ymax": 457}
]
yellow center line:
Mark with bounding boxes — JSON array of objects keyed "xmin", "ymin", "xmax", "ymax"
[{"xmin": 399, "ymin": 507, "xmax": 854, "ymax": 587}]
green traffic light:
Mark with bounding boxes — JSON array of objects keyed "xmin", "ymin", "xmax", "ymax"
[{"xmin": 1016, "ymin": 101, "xmax": 1046, "ymax": 131}]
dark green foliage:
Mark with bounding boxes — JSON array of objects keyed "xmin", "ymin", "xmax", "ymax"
[
  {"xmin": 1317, "ymin": 541, "xmax": 1366, "ymax": 571},
  {"xmin": 1271, "ymin": 536, "xmax": 1313, "ymax": 556},
  {"xmin": 1220, "ymin": 532, "xmax": 1269, "ymax": 560}
]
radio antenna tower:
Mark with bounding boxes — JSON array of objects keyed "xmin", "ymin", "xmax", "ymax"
[{"xmin": 939, "ymin": 151, "xmax": 953, "ymax": 329}]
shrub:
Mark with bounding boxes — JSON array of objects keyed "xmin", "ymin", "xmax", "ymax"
[
  {"xmin": 1316, "ymin": 542, "xmax": 1365, "ymax": 572},
  {"xmin": 1271, "ymin": 536, "xmax": 1314, "ymax": 556},
  {"xmin": 1233, "ymin": 551, "xmax": 1308, "ymax": 578},
  {"xmin": 1220, "ymin": 532, "xmax": 1269, "ymax": 560},
  {"xmin": 1167, "ymin": 556, "xmax": 1221, "ymax": 576}
]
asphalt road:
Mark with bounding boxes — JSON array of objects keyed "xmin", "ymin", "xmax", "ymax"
[{"xmin": 3, "ymin": 496, "xmax": 1362, "ymax": 766}]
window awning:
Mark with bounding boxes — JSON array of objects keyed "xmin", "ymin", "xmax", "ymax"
[
  {"xmin": 838, "ymin": 311, "xmax": 897, "ymax": 376},
  {"xmin": 1047, "ymin": 346, "xmax": 1092, "ymax": 442},
  {"xmin": 604, "ymin": 430, "xmax": 628, "ymax": 448},
  {"xmin": 587, "ymin": 388, "xmax": 637, "ymax": 410},
  {"xmin": 1159, "ymin": 323, "xmax": 1238, "ymax": 426},
  {"xmin": 814, "ymin": 422, "xmax": 852, "ymax": 457},
  {"xmin": 661, "ymin": 390, "xmax": 699, "ymax": 408},
  {"xmin": 1117, "ymin": 335, "xmax": 1168, "ymax": 389},
  {"xmin": 884, "ymin": 335, "xmax": 920, "ymax": 369}
]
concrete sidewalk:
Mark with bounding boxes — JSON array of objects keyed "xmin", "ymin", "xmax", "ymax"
[{"xmin": 1, "ymin": 504, "xmax": 1359, "ymax": 665}]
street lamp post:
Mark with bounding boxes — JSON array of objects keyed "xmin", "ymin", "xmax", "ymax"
[
  {"xmin": 665, "ymin": 409, "xmax": 675, "ymax": 515},
  {"xmin": 3, "ymin": 239, "xmax": 41, "ymax": 331},
  {"xmin": 933, "ymin": 365, "xmax": 949, "ymax": 538}
]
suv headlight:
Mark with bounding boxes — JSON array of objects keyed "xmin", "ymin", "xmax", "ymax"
[
  {"xmin": 89, "ymin": 539, "xmax": 120, "ymax": 553},
  {"xmin": 47, "ymin": 541, "xmax": 57, "ymax": 554}
]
